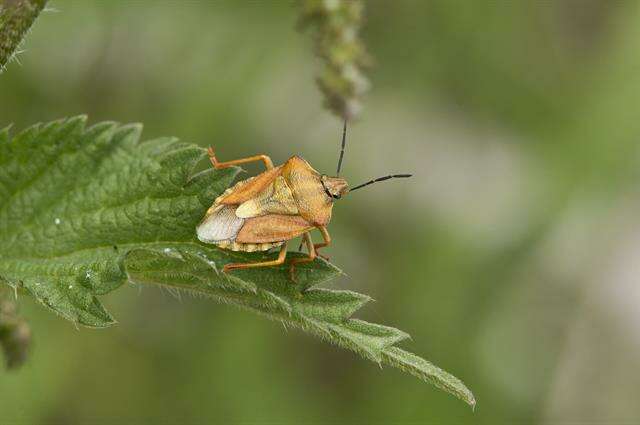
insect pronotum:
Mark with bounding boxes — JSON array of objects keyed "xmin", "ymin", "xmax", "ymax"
[{"xmin": 197, "ymin": 122, "xmax": 412, "ymax": 281}]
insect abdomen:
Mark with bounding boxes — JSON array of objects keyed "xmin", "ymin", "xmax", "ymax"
[{"xmin": 216, "ymin": 240, "xmax": 284, "ymax": 252}]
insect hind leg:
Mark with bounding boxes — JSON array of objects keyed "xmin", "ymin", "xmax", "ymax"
[
  {"xmin": 312, "ymin": 226, "xmax": 331, "ymax": 260},
  {"xmin": 208, "ymin": 147, "xmax": 274, "ymax": 170},
  {"xmin": 289, "ymin": 232, "xmax": 316, "ymax": 282},
  {"xmin": 223, "ymin": 242, "xmax": 287, "ymax": 273}
]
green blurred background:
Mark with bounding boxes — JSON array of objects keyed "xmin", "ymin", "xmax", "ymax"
[{"xmin": 3, "ymin": 0, "xmax": 640, "ymax": 423}]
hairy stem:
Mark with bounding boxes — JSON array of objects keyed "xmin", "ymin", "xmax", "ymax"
[
  {"xmin": 0, "ymin": 0, "xmax": 47, "ymax": 71},
  {"xmin": 0, "ymin": 287, "xmax": 31, "ymax": 369},
  {"xmin": 299, "ymin": 0, "xmax": 371, "ymax": 120}
]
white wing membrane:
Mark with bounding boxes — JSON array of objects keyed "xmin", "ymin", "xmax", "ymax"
[{"xmin": 196, "ymin": 205, "xmax": 245, "ymax": 243}]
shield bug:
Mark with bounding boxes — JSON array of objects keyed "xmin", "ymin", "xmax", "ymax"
[{"xmin": 197, "ymin": 123, "xmax": 411, "ymax": 281}]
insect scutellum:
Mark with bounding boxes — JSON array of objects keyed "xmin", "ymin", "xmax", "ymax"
[{"xmin": 320, "ymin": 120, "xmax": 412, "ymax": 202}]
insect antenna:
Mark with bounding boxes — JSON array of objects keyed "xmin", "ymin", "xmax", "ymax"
[
  {"xmin": 336, "ymin": 120, "xmax": 347, "ymax": 176},
  {"xmin": 350, "ymin": 174, "xmax": 413, "ymax": 192}
]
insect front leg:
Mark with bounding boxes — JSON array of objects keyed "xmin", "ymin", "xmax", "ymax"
[
  {"xmin": 313, "ymin": 226, "xmax": 331, "ymax": 261},
  {"xmin": 207, "ymin": 147, "xmax": 274, "ymax": 170},
  {"xmin": 222, "ymin": 242, "xmax": 288, "ymax": 273},
  {"xmin": 289, "ymin": 232, "xmax": 316, "ymax": 282}
]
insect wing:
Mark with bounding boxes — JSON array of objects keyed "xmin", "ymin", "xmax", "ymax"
[
  {"xmin": 196, "ymin": 205, "xmax": 244, "ymax": 243},
  {"xmin": 219, "ymin": 165, "xmax": 283, "ymax": 205},
  {"xmin": 235, "ymin": 176, "xmax": 299, "ymax": 218},
  {"xmin": 235, "ymin": 214, "xmax": 314, "ymax": 243}
]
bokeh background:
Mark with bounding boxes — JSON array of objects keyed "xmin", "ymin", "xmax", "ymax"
[{"xmin": 2, "ymin": 0, "xmax": 640, "ymax": 423}]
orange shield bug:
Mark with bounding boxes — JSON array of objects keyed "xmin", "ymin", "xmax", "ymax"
[{"xmin": 197, "ymin": 123, "xmax": 411, "ymax": 281}]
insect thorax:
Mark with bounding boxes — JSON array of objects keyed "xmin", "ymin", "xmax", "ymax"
[{"xmin": 282, "ymin": 156, "xmax": 333, "ymax": 226}]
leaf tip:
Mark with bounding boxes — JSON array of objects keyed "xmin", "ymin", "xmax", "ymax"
[
  {"xmin": 72, "ymin": 114, "xmax": 89, "ymax": 122},
  {"xmin": 81, "ymin": 316, "xmax": 117, "ymax": 329},
  {"xmin": 0, "ymin": 123, "xmax": 13, "ymax": 139},
  {"xmin": 119, "ymin": 122, "xmax": 144, "ymax": 138},
  {"xmin": 106, "ymin": 122, "xmax": 143, "ymax": 150},
  {"xmin": 67, "ymin": 115, "xmax": 88, "ymax": 128}
]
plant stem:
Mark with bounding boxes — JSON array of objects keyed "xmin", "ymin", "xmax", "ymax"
[
  {"xmin": 0, "ymin": 287, "xmax": 31, "ymax": 369},
  {"xmin": 299, "ymin": 0, "xmax": 371, "ymax": 120},
  {"xmin": 0, "ymin": 0, "xmax": 47, "ymax": 71}
]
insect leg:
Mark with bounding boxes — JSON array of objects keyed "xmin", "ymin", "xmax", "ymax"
[
  {"xmin": 222, "ymin": 242, "xmax": 288, "ymax": 272},
  {"xmin": 289, "ymin": 232, "xmax": 316, "ymax": 282},
  {"xmin": 313, "ymin": 226, "xmax": 331, "ymax": 260},
  {"xmin": 207, "ymin": 147, "xmax": 274, "ymax": 170},
  {"xmin": 296, "ymin": 233, "xmax": 309, "ymax": 252}
]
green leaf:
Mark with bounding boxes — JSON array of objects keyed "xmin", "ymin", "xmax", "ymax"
[
  {"xmin": 0, "ymin": 117, "xmax": 474, "ymax": 406},
  {"xmin": 0, "ymin": 116, "xmax": 238, "ymax": 326}
]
